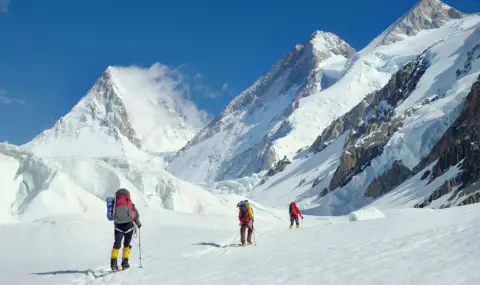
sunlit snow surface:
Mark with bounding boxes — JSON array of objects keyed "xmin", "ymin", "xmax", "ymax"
[{"xmin": 2, "ymin": 202, "xmax": 480, "ymax": 284}]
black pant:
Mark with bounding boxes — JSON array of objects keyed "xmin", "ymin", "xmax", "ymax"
[
  {"xmin": 113, "ymin": 222, "xmax": 134, "ymax": 249},
  {"xmin": 290, "ymin": 215, "xmax": 299, "ymax": 226}
]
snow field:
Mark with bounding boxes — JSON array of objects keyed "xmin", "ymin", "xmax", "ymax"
[{"xmin": 3, "ymin": 203, "xmax": 480, "ymax": 284}]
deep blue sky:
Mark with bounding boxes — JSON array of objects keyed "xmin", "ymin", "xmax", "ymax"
[{"xmin": 0, "ymin": 0, "xmax": 479, "ymax": 144}]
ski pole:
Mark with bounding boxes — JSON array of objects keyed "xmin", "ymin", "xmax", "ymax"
[{"xmin": 138, "ymin": 227, "xmax": 143, "ymax": 268}]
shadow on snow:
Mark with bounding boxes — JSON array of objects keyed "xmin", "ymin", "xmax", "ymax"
[
  {"xmin": 193, "ymin": 242, "xmax": 242, "ymax": 248},
  {"xmin": 31, "ymin": 269, "xmax": 112, "ymax": 278}
]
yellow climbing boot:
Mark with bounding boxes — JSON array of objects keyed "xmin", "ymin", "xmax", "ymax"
[
  {"xmin": 121, "ymin": 246, "xmax": 131, "ymax": 269},
  {"xmin": 110, "ymin": 248, "xmax": 119, "ymax": 271},
  {"xmin": 111, "ymin": 248, "xmax": 119, "ymax": 259},
  {"xmin": 296, "ymin": 224, "xmax": 300, "ymax": 228},
  {"xmin": 289, "ymin": 225, "xmax": 293, "ymax": 229},
  {"xmin": 122, "ymin": 247, "xmax": 131, "ymax": 259}
]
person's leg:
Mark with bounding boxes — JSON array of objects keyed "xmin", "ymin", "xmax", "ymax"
[
  {"xmin": 121, "ymin": 230, "xmax": 134, "ymax": 269},
  {"xmin": 296, "ymin": 216, "xmax": 300, "ymax": 228},
  {"xmin": 240, "ymin": 224, "xmax": 246, "ymax": 245},
  {"xmin": 290, "ymin": 215, "xmax": 296, "ymax": 229},
  {"xmin": 247, "ymin": 224, "xmax": 253, "ymax": 244},
  {"xmin": 111, "ymin": 229, "xmax": 124, "ymax": 270}
]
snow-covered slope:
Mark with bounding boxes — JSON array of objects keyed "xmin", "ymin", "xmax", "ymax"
[
  {"xmin": 167, "ymin": 31, "xmax": 356, "ymax": 183},
  {"xmin": 246, "ymin": 13, "xmax": 480, "ymax": 216},
  {"xmin": 168, "ymin": 0, "xmax": 471, "ymax": 184},
  {"xmin": 3, "ymin": 200, "xmax": 480, "ymax": 284},
  {"xmin": 0, "ymin": 142, "xmax": 233, "ymax": 223},
  {"xmin": 22, "ymin": 63, "xmax": 209, "ymax": 159}
]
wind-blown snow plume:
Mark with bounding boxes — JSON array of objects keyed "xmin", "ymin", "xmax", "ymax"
[{"xmin": 22, "ymin": 63, "xmax": 210, "ymax": 158}]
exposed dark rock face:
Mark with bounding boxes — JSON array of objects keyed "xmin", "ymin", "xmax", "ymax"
[
  {"xmin": 319, "ymin": 54, "xmax": 429, "ymax": 191},
  {"xmin": 415, "ymin": 178, "xmax": 459, "ymax": 208},
  {"xmin": 318, "ymin": 188, "xmax": 329, "ymax": 198},
  {"xmin": 413, "ymin": 74, "xmax": 480, "ymax": 207},
  {"xmin": 365, "ymin": 161, "xmax": 413, "ymax": 198},
  {"xmin": 311, "ymin": 54, "xmax": 429, "ymax": 154},
  {"xmin": 420, "ymin": 170, "xmax": 431, "ymax": 180},
  {"xmin": 329, "ymin": 118, "xmax": 404, "ymax": 191},
  {"xmin": 459, "ymin": 184, "xmax": 480, "ymax": 205},
  {"xmin": 266, "ymin": 156, "xmax": 292, "ymax": 177},
  {"xmin": 456, "ymin": 44, "xmax": 480, "ymax": 78}
]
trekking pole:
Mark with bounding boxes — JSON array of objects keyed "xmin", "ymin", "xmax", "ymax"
[{"xmin": 138, "ymin": 227, "xmax": 143, "ymax": 268}]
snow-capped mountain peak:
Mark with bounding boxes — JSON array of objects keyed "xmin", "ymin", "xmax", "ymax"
[
  {"xmin": 309, "ymin": 30, "xmax": 356, "ymax": 60},
  {"xmin": 22, "ymin": 63, "xmax": 210, "ymax": 158},
  {"xmin": 369, "ymin": 0, "xmax": 464, "ymax": 47},
  {"xmin": 167, "ymin": 31, "xmax": 355, "ymax": 182}
]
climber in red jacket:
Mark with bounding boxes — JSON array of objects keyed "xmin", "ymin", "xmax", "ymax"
[{"xmin": 289, "ymin": 201, "xmax": 303, "ymax": 229}]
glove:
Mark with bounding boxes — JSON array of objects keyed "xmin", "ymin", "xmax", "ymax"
[
  {"xmin": 301, "ymin": 216, "xmax": 304, "ymax": 219},
  {"xmin": 136, "ymin": 222, "xmax": 142, "ymax": 229}
]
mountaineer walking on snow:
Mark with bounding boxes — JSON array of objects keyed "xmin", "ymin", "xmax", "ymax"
[
  {"xmin": 106, "ymin": 188, "xmax": 142, "ymax": 271},
  {"xmin": 289, "ymin": 201, "xmax": 303, "ymax": 229},
  {"xmin": 237, "ymin": 200, "xmax": 254, "ymax": 246}
]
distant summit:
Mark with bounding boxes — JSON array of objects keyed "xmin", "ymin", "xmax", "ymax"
[
  {"xmin": 22, "ymin": 64, "xmax": 209, "ymax": 158},
  {"xmin": 376, "ymin": 0, "xmax": 464, "ymax": 46}
]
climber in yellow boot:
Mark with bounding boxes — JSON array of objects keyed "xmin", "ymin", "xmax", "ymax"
[
  {"xmin": 108, "ymin": 189, "xmax": 142, "ymax": 271},
  {"xmin": 237, "ymin": 200, "xmax": 255, "ymax": 246},
  {"xmin": 289, "ymin": 201, "xmax": 303, "ymax": 229}
]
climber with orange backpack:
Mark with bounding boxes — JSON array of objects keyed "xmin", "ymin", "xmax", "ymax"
[
  {"xmin": 237, "ymin": 200, "xmax": 254, "ymax": 246},
  {"xmin": 289, "ymin": 201, "xmax": 303, "ymax": 229}
]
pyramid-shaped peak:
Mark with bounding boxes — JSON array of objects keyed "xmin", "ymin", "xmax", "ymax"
[
  {"xmin": 308, "ymin": 30, "xmax": 356, "ymax": 59},
  {"xmin": 373, "ymin": 0, "xmax": 464, "ymax": 46},
  {"xmin": 412, "ymin": 0, "xmax": 463, "ymax": 17}
]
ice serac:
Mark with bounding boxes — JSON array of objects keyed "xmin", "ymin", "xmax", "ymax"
[
  {"xmin": 22, "ymin": 64, "xmax": 209, "ymax": 158},
  {"xmin": 0, "ymin": 142, "xmax": 232, "ymax": 223},
  {"xmin": 167, "ymin": 31, "xmax": 356, "ymax": 183},
  {"xmin": 371, "ymin": 0, "xmax": 464, "ymax": 47}
]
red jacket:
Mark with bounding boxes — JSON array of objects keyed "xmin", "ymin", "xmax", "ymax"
[
  {"xmin": 116, "ymin": 193, "xmax": 137, "ymax": 221},
  {"xmin": 289, "ymin": 202, "xmax": 303, "ymax": 218},
  {"xmin": 238, "ymin": 204, "xmax": 254, "ymax": 224}
]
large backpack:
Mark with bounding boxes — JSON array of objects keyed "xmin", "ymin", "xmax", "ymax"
[
  {"xmin": 238, "ymin": 200, "xmax": 252, "ymax": 219},
  {"xmin": 289, "ymin": 202, "xmax": 296, "ymax": 215},
  {"xmin": 239, "ymin": 204, "xmax": 248, "ymax": 218},
  {"xmin": 106, "ymin": 189, "xmax": 136, "ymax": 224}
]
